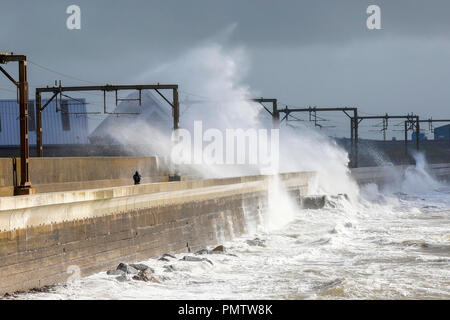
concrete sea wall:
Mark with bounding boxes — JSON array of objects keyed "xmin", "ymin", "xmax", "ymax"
[{"xmin": 0, "ymin": 172, "xmax": 313, "ymax": 295}]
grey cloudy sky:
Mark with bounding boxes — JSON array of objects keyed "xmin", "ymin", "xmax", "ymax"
[{"xmin": 1, "ymin": 0, "xmax": 450, "ymax": 138}]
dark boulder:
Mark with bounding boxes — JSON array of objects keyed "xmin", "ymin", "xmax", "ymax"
[
  {"xmin": 107, "ymin": 269, "xmax": 125, "ymax": 276},
  {"xmin": 301, "ymin": 195, "xmax": 326, "ymax": 209},
  {"xmin": 163, "ymin": 265, "xmax": 176, "ymax": 272},
  {"xmin": 115, "ymin": 275, "xmax": 129, "ymax": 282},
  {"xmin": 181, "ymin": 256, "xmax": 204, "ymax": 262},
  {"xmin": 181, "ymin": 256, "xmax": 214, "ymax": 265},
  {"xmin": 246, "ymin": 238, "xmax": 266, "ymax": 247},
  {"xmin": 211, "ymin": 245, "xmax": 226, "ymax": 253},
  {"xmin": 195, "ymin": 249, "xmax": 209, "ymax": 255},
  {"xmin": 130, "ymin": 263, "xmax": 153, "ymax": 273},
  {"xmin": 116, "ymin": 263, "xmax": 139, "ymax": 275},
  {"xmin": 132, "ymin": 270, "xmax": 160, "ymax": 283}
]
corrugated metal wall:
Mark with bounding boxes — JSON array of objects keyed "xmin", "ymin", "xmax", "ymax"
[
  {"xmin": 0, "ymin": 99, "xmax": 89, "ymax": 146},
  {"xmin": 434, "ymin": 124, "xmax": 450, "ymax": 140}
]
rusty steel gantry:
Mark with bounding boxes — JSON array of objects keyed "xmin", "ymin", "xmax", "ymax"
[
  {"xmin": 278, "ymin": 106, "xmax": 359, "ymax": 167},
  {"xmin": 35, "ymin": 84, "xmax": 180, "ymax": 157},
  {"xmin": 0, "ymin": 53, "xmax": 35, "ymax": 195}
]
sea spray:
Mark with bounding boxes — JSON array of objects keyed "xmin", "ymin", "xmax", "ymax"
[
  {"xmin": 277, "ymin": 125, "xmax": 360, "ymax": 203},
  {"xmin": 264, "ymin": 175, "xmax": 297, "ymax": 231},
  {"xmin": 135, "ymin": 32, "xmax": 358, "ymax": 186},
  {"xmin": 130, "ymin": 40, "xmax": 365, "ymax": 240},
  {"xmin": 226, "ymin": 216, "xmax": 236, "ymax": 239},
  {"xmin": 212, "ymin": 223, "xmax": 225, "ymax": 245},
  {"xmin": 401, "ymin": 153, "xmax": 442, "ymax": 193},
  {"xmin": 112, "ymin": 33, "xmax": 364, "ymax": 228},
  {"xmin": 368, "ymin": 152, "xmax": 444, "ymax": 196}
]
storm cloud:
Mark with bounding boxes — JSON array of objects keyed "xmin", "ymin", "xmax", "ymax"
[{"xmin": 1, "ymin": 0, "xmax": 450, "ymax": 138}]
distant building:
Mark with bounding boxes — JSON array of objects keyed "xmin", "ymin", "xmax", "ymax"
[
  {"xmin": 0, "ymin": 99, "xmax": 89, "ymax": 146},
  {"xmin": 434, "ymin": 124, "xmax": 450, "ymax": 140},
  {"xmin": 89, "ymin": 91, "xmax": 172, "ymax": 154}
]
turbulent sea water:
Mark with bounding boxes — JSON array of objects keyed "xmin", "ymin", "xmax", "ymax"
[{"xmin": 8, "ymin": 169, "xmax": 450, "ymax": 300}]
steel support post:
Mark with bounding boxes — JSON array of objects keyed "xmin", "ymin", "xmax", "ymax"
[
  {"xmin": 416, "ymin": 117, "xmax": 420, "ymax": 151},
  {"xmin": 36, "ymin": 92, "xmax": 43, "ymax": 157}
]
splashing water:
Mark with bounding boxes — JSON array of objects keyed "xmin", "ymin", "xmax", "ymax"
[
  {"xmin": 7, "ymin": 29, "xmax": 449, "ymax": 300},
  {"xmin": 125, "ymin": 31, "xmax": 361, "ymax": 230},
  {"xmin": 264, "ymin": 175, "xmax": 298, "ymax": 231},
  {"xmin": 401, "ymin": 153, "xmax": 442, "ymax": 193},
  {"xmin": 11, "ymin": 177, "xmax": 449, "ymax": 300}
]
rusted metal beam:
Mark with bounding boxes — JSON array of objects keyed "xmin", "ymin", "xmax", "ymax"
[
  {"xmin": 35, "ymin": 83, "xmax": 180, "ymax": 156},
  {"xmin": 0, "ymin": 54, "xmax": 26, "ymax": 63},
  {"xmin": 155, "ymin": 88, "xmax": 175, "ymax": 108},
  {"xmin": 36, "ymin": 84, "xmax": 178, "ymax": 93},
  {"xmin": 251, "ymin": 98, "xmax": 279, "ymax": 128},
  {"xmin": 0, "ymin": 66, "xmax": 18, "ymax": 87},
  {"xmin": 40, "ymin": 91, "xmax": 58, "ymax": 111}
]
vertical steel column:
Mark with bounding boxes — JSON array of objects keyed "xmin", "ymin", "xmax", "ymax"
[
  {"xmin": 16, "ymin": 59, "xmax": 33, "ymax": 194},
  {"xmin": 353, "ymin": 109, "xmax": 358, "ymax": 168},
  {"xmin": 173, "ymin": 87, "xmax": 180, "ymax": 130},
  {"xmin": 350, "ymin": 117, "xmax": 354, "ymax": 167},
  {"xmin": 416, "ymin": 117, "xmax": 420, "ymax": 151},
  {"xmin": 272, "ymin": 100, "xmax": 279, "ymax": 128},
  {"xmin": 404, "ymin": 121, "xmax": 408, "ymax": 155},
  {"xmin": 169, "ymin": 87, "xmax": 181, "ymax": 181},
  {"xmin": 36, "ymin": 91, "xmax": 43, "ymax": 157}
]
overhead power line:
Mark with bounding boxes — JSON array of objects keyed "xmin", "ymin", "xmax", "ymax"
[{"xmin": 28, "ymin": 59, "xmax": 102, "ymax": 85}]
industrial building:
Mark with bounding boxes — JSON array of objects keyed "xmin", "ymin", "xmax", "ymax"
[
  {"xmin": 434, "ymin": 124, "xmax": 450, "ymax": 140},
  {"xmin": 0, "ymin": 98, "xmax": 89, "ymax": 146}
]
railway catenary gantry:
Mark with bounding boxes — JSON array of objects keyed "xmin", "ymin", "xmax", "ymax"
[
  {"xmin": 356, "ymin": 114, "xmax": 420, "ymax": 156},
  {"xmin": 35, "ymin": 83, "xmax": 180, "ymax": 157},
  {"xmin": 0, "ymin": 52, "xmax": 35, "ymax": 195}
]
